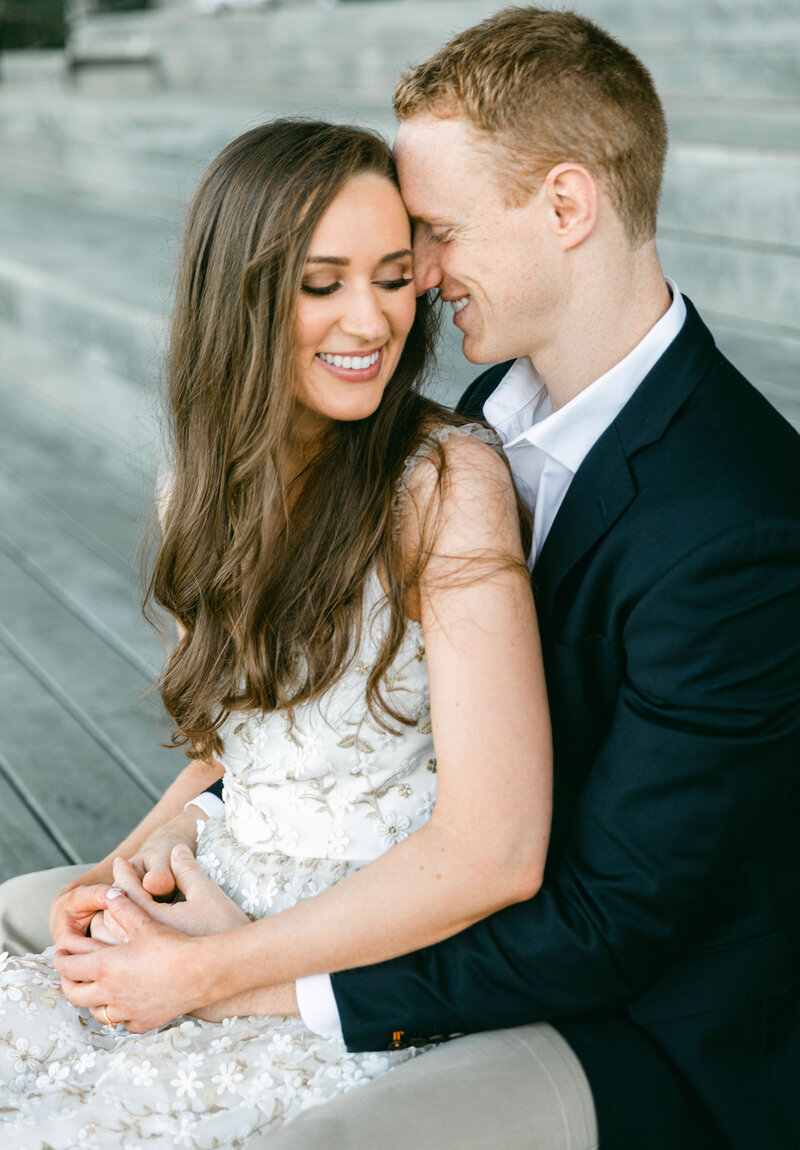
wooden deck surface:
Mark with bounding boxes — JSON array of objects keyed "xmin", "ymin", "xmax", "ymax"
[{"xmin": 0, "ymin": 373, "xmax": 181, "ymax": 882}]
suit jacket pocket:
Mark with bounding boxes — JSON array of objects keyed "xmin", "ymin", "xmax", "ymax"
[{"xmin": 628, "ymin": 930, "xmax": 793, "ymax": 1024}]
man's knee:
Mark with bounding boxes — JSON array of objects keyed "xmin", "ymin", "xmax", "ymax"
[
  {"xmin": 257, "ymin": 1024, "xmax": 597, "ymax": 1150},
  {"xmin": 0, "ymin": 864, "xmax": 90, "ymax": 955}
]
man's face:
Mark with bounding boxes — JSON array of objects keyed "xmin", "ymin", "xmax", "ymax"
[{"xmin": 394, "ymin": 114, "xmax": 560, "ymax": 365}]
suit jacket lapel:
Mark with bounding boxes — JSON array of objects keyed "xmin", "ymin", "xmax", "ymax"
[
  {"xmin": 532, "ymin": 296, "xmax": 718, "ymax": 620},
  {"xmin": 453, "ymin": 297, "xmax": 719, "ymax": 621},
  {"xmin": 533, "ymin": 426, "xmax": 635, "ymax": 624}
]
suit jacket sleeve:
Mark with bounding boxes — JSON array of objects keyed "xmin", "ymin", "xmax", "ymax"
[{"xmin": 331, "ymin": 517, "xmax": 800, "ymax": 1050}]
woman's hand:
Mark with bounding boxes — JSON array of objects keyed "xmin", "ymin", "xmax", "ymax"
[
  {"xmin": 48, "ymin": 760, "xmax": 222, "ymax": 949},
  {"xmin": 54, "ymin": 892, "xmax": 217, "ymax": 1032},
  {"xmin": 126, "ymin": 807, "xmax": 206, "ymax": 899},
  {"xmin": 111, "ymin": 850, "xmax": 250, "ymax": 937},
  {"xmin": 88, "ymin": 909, "xmax": 120, "ymax": 946},
  {"xmin": 55, "ymin": 857, "xmax": 256, "ymax": 1031},
  {"xmin": 50, "ymin": 884, "xmax": 116, "ymax": 955}
]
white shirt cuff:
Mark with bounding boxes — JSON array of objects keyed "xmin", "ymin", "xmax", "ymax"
[
  {"xmin": 296, "ymin": 973, "xmax": 343, "ymax": 1038},
  {"xmin": 184, "ymin": 793, "xmax": 225, "ymax": 819}
]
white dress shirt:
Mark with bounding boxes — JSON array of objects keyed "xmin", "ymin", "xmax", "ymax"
[
  {"xmin": 485, "ymin": 280, "xmax": 686, "ymax": 566},
  {"xmin": 197, "ymin": 280, "xmax": 687, "ymax": 1040}
]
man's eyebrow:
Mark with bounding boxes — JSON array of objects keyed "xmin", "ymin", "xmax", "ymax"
[{"xmin": 305, "ymin": 249, "xmax": 412, "ymax": 266}]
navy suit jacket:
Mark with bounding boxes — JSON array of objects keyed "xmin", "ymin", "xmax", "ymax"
[{"xmin": 329, "ymin": 299, "xmax": 800, "ymax": 1149}]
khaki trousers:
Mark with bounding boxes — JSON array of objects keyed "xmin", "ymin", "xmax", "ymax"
[{"xmin": 0, "ymin": 867, "xmax": 598, "ymax": 1149}]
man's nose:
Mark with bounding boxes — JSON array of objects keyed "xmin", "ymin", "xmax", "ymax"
[{"xmin": 412, "ymin": 237, "xmax": 443, "ymax": 296}]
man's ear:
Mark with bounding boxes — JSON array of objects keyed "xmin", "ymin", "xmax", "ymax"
[{"xmin": 542, "ymin": 163, "xmax": 598, "ymax": 250}]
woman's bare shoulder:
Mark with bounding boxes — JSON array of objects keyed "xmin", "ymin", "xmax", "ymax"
[{"xmin": 403, "ymin": 418, "xmax": 511, "ymax": 508}]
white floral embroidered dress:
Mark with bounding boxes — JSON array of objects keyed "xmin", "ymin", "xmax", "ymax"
[{"xmin": 0, "ymin": 425, "xmax": 494, "ymax": 1148}]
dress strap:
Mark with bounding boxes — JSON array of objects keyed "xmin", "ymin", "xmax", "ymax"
[{"xmin": 394, "ymin": 421, "xmax": 504, "ymax": 521}]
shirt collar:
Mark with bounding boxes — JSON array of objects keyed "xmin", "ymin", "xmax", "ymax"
[{"xmin": 484, "ymin": 279, "xmax": 687, "ymax": 473}]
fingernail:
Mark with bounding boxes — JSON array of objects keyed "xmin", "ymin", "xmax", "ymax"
[
  {"xmin": 121, "ymin": 935, "xmax": 130, "ymax": 944},
  {"xmin": 107, "ymin": 887, "xmax": 126, "ymax": 899},
  {"xmin": 172, "ymin": 846, "xmax": 192, "ymax": 860}
]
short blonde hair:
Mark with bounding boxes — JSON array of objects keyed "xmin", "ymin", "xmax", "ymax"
[{"xmin": 394, "ymin": 7, "xmax": 667, "ymax": 245}]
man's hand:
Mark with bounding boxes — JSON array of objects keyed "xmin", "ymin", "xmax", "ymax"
[
  {"xmin": 54, "ymin": 891, "xmax": 215, "ymax": 1031},
  {"xmin": 127, "ymin": 808, "xmax": 205, "ymax": 899},
  {"xmin": 110, "ymin": 849, "xmax": 250, "ymax": 937}
]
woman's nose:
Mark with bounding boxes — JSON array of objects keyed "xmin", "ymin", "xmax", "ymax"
[{"xmin": 341, "ymin": 288, "xmax": 392, "ymax": 341}]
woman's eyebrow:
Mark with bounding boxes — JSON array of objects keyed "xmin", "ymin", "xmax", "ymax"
[{"xmin": 305, "ymin": 249, "xmax": 412, "ymax": 267}]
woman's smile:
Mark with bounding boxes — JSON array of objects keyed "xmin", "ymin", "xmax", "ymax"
[{"xmin": 314, "ymin": 346, "xmax": 384, "ymax": 379}]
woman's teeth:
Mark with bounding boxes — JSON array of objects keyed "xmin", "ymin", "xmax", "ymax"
[
  {"xmin": 318, "ymin": 350, "xmax": 381, "ymax": 369},
  {"xmin": 450, "ymin": 297, "xmax": 469, "ymax": 314}
]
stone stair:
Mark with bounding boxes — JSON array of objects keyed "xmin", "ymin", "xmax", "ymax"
[{"xmin": 0, "ymin": 0, "xmax": 797, "ymax": 451}]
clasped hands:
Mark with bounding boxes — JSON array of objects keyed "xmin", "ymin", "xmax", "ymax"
[{"xmin": 50, "ymin": 814, "xmax": 261, "ymax": 1033}]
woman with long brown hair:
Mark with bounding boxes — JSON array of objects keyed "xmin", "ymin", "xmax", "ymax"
[{"xmin": 0, "ymin": 119, "xmax": 551, "ymax": 1146}]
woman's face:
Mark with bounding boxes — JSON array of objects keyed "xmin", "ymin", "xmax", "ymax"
[{"xmin": 293, "ymin": 172, "xmax": 416, "ymax": 438}]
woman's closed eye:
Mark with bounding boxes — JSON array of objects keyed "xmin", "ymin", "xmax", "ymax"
[
  {"xmin": 301, "ymin": 282, "xmax": 340, "ymax": 297},
  {"xmin": 301, "ymin": 277, "xmax": 413, "ymax": 297},
  {"xmin": 376, "ymin": 276, "xmax": 413, "ymax": 291}
]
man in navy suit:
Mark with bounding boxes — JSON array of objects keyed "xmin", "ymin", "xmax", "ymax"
[
  {"xmin": 263, "ymin": 9, "xmax": 800, "ymax": 1146},
  {"xmin": 4, "ymin": 8, "xmax": 798, "ymax": 1147}
]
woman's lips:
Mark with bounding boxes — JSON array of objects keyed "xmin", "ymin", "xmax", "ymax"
[{"xmin": 315, "ymin": 347, "xmax": 384, "ymax": 381}]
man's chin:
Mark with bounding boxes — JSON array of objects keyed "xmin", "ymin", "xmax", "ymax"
[{"xmin": 459, "ymin": 334, "xmax": 495, "ymax": 366}]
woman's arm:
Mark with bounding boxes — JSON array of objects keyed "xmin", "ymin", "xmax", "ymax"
[
  {"xmin": 57, "ymin": 436, "xmax": 552, "ymax": 1028},
  {"xmin": 235, "ymin": 436, "xmax": 550, "ymax": 972},
  {"xmin": 50, "ymin": 757, "xmax": 223, "ymax": 948}
]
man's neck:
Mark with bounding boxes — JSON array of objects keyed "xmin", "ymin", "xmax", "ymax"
[{"xmin": 531, "ymin": 249, "xmax": 672, "ymax": 412}]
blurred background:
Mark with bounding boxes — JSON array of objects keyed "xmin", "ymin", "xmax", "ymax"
[{"xmin": 0, "ymin": 0, "xmax": 798, "ymax": 880}]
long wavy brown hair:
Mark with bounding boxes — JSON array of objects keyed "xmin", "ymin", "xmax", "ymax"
[{"xmin": 145, "ymin": 118, "xmax": 488, "ymax": 758}]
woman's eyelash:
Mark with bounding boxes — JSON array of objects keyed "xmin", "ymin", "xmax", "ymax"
[
  {"xmin": 301, "ymin": 277, "xmax": 412, "ymax": 297},
  {"xmin": 301, "ymin": 283, "xmax": 339, "ymax": 297},
  {"xmin": 378, "ymin": 277, "xmax": 413, "ymax": 291}
]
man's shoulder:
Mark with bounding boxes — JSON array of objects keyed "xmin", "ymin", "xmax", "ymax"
[
  {"xmin": 618, "ymin": 353, "xmax": 800, "ymax": 564},
  {"xmin": 617, "ymin": 298, "xmax": 799, "ymax": 519},
  {"xmin": 665, "ymin": 350, "xmax": 798, "ymax": 503},
  {"xmin": 455, "ymin": 361, "xmax": 516, "ymax": 419}
]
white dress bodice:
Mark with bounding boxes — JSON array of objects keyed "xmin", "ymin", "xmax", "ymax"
[
  {"xmin": 197, "ymin": 566, "xmax": 438, "ymax": 918},
  {"xmin": 217, "ymin": 570, "xmax": 435, "ymax": 860}
]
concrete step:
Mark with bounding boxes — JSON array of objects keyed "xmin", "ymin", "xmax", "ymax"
[
  {"xmin": 0, "ymin": 182, "xmax": 171, "ymax": 446},
  {"xmin": 0, "ymin": 87, "xmax": 395, "ymax": 210},
  {"xmin": 66, "ymin": 0, "xmax": 800, "ymax": 102},
  {"xmin": 659, "ymin": 233, "xmax": 799, "ymax": 332}
]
